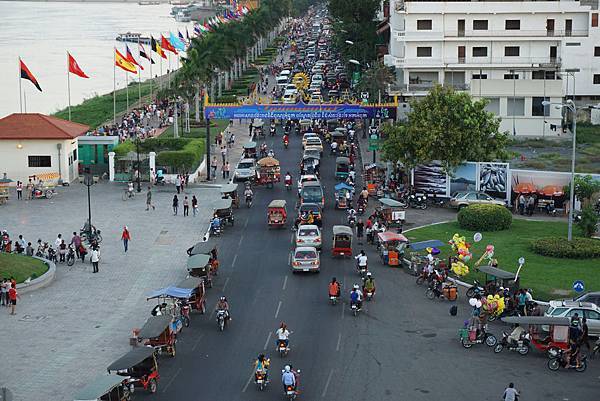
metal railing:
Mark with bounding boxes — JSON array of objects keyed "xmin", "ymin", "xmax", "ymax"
[{"xmin": 445, "ymin": 29, "xmax": 588, "ymax": 38}]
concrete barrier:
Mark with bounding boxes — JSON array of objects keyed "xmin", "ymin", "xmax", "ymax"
[{"xmin": 16, "ymin": 257, "xmax": 56, "ymax": 294}]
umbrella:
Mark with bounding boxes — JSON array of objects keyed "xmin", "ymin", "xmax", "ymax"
[
  {"xmin": 538, "ymin": 185, "xmax": 564, "ymax": 197},
  {"xmin": 514, "ymin": 182, "xmax": 536, "ymax": 194},
  {"xmin": 0, "ymin": 173, "xmax": 13, "ymax": 184}
]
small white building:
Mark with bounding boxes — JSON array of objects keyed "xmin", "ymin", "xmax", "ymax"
[{"xmin": 0, "ymin": 113, "xmax": 89, "ymax": 184}]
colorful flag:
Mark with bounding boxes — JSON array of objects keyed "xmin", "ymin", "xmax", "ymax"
[
  {"xmin": 19, "ymin": 59, "xmax": 42, "ymax": 92},
  {"xmin": 203, "ymin": 20, "xmax": 211, "ymax": 32},
  {"xmin": 194, "ymin": 24, "xmax": 202, "ymax": 36},
  {"xmin": 186, "ymin": 27, "xmax": 190, "ymax": 42},
  {"xmin": 115, "ymin": 49, "xmax": 137, "ymax": 73},
  {"xmin": 169, "ymin": 32, "xmax": 186, "ymax": 51},
  {"xmin": 126, "ymin": 45, "xmax": 144, "ymax": 71},
  {"xmin": 151, "ymin": 36, "xmax": 167, "ymax": 59},
  {"xmin": 67, "ymin": 52, "xmax": 89, "ymax": 79},
  {"xmin": 139, "ymin": 43, "xmax": 155, "ymax": 64},
  {"xmin": 161, "ymin": 35, "xmax": 177, "ymax": 54}
]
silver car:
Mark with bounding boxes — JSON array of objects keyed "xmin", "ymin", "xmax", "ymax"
[
  {"xmin": 449, "ymin": 191, "xmax": 507, "ymax": 210},
  {"xmin": 234, "ymin": 158, "xmax": 256, "ymax": 182},
  {"xmin": 295, "ymin": 225, "xmax": 322, "ymax": 249},
  {"xmin": 291, "ymin": 246, "xmax": 320, "ymax": 273}
]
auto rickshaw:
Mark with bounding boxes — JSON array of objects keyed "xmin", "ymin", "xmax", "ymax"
[
  {"xmin": 302, "ymin": 154, "xmax": 320, "ymax": 176},
  {"xmin": 107, "ymin": 347, "xmax": 159, "ymax": 394},
  {"xmin": 243, "ymin": 142, "xmax": 258, "ymax": 159},
  {"xmin": 213, "ymin": 198, "xmax": 234, "ymax": 226},
  {"xmin": 186, "ymin": 240, "xmax": 217, "ymax": 258},
  {"xmin": 403, "ymin": 239, "xmax": 446, "ymax": 275},
  {"xmin": 335, "ymin": 157, "xmax": 351, "ymax": 180},
  {"xmin": 477, "ymin": 265, "xmax": 520, "ymax": 294},
  {"xmin": 332, "ymin": 225, "xmax": 353, "ymax": 257},
  {"xmin": 377, "ymin": 198, "xmax": 406, "ymax": 227},
  {"xmin": 298, "ymin": 203, "xmax": 322, "ymax": 228},
  {"xmin": 334, "ymin": 182, "xmax": 354, "ymax": 209},
  {"xmin": 267, "ymin": 199, "xmax": 287, "ymax": 228},
  {"xmin": 137, "ymin": 315, "xmax": 177, "ymax": 357},
  {"xmin": 29, "ymin": 173, "xmax": 59, "ymax": 199},
  {"xmin": 377, "ymin": 232, "xmax": 409, "ymax": 266},
  {"xmin": 256, "ymin": 157, "xmax": 281, "ymax": 188},
  {"xmin": 220, "ymin": 183, "xmax": 239, "ymax": 208},
  {"xmin": 74, "ymin": 374, "xmax": 131, "ymax": 401},
  {"xmin": 177, "ymin": 277, "xmax": 207, "ymax": 314},
  {"xmin": 333, "ymin": 127, "xmax": 348, "ymax": 144},
  {"xmin": 186, "ymin": 254, "xmax": 213, "ymax": 288}
]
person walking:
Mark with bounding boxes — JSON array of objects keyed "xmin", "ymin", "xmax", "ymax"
[
  {"xmin": 146, "ymin": 186, "xmax": 155, "ymax": 211},
  {"xmin": 8, "ymin": 284, "xmax": 19, "ymax": 315},
  {"xmin": 121, "ymin": 226, "xmax": 131, "ymax": 252},
  {"xmin": 176, "ymin": 174, "xmax": 181, "ymax": 194},
  {"xmin": 1, "ymin": 279, "xmax": 8, "ymax": 306},
  {"xmin": 220, "ymin": 146, "xmax": 228, "ymax": 164},
  {"xmin": 211, "ymin": 156, "xmax": 218, "ymax": 180},
  {"xmin": 172, "ymin": 195, "xmax": 179, "ymax": 215},
  {"xmin": 16, "ymin": 181, "xmax": 22, "ymax": 200},
  {"xmin": 356, "ymin": 218, "xmax": 364, "ymax": 244},
  {"xmin": 26, "ymin": 179, "xmax": 33, "ymax": 200},
  {"xmin": 90, "ymin": 246, "xmax": 100, "ymax": 273},
  {"xmin": 192, "ymin": 195, "xmax": 198, "ymax": 216},
  {"xmin": 183, "ymin": 196, "xmax": 190, "ymax": 216},
  {"xmin": 502, "ymin": 383, "xmax": 519, "ymax": 401}
]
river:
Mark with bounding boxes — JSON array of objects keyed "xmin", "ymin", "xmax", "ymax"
[{"xmin": 0, "ymin": 1, "xmax": 207, "ymax": 119}]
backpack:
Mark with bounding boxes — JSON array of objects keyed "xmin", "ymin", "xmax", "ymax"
[
  {"xmin": 449, "ymin": 305, "xmax": 458, "ymax": 316},
  {"xmin": 350, "ymin": 291, "xmax": 359, "ymax": 302}
]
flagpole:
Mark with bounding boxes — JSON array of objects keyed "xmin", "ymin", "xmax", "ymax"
[
  {"xmin": 126, "ymin": 70, "xmax": 129, "ymax": 111},
  {"xmin": 137, "ymin": 38, "xmax": 141, "ymax": 106},
  {"xmin": 160, "ymin": 55, "xmax": 163, "ymax": 90},
  {"xmin": 23, "ymin": 89, "xmax": 27, "ymax": 113},
  {"xmin": 113, "ymin": 47, "xmax": 116, "ymax": 126},
  {"xmin": 18, "ymin": 57, "xmax": 22, "ymax": 113},
  {"xmin": 149, "ymin": 52, "xmax": 153, "ymax": 100},
  {"xmin": 67, "ymin": 52, "xmax": 72, "ymax": 121},
  {"xmin": 168, "ymin": 52, "xmax": 171, "ymax": 89}
]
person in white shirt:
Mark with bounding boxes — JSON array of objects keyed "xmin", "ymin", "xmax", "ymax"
[
  {"xmin": 275, "ymin": 322, "xmax": 292, "ymax": 349},
  {"xmin": 91, "ymin": 247, "xmax": 100, "ymax": 273},
  {"xmin": 355, "ymin": 251, "xmax": 368, "ymax": 272},
  {"xmin": 502, "ymin": 383, "xmax": 519, "ymax": 401},
  {"xmin": 54, "ymin": 234, "xmax": 63, "ymax": 249}
]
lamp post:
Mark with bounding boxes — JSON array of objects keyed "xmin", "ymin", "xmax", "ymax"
[
  {"xmin": 135, "ymin": 136, "xmax": 142, "ymax": 193},
  {"xmin": 543, "ymin": 99, "xmax": 576, "ymax": 241},
  {"xmin": 83, "ymin": 168, "xmax": 93, "ymax": 236}
]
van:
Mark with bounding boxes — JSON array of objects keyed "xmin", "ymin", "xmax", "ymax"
[{"xmin": 301, "ymin": 181, "xmax": 325, "ymax": 208}]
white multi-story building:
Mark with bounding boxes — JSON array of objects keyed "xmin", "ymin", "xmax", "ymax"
[{"xmin": 384, "ymin": 0, "xmax": 600, "ymax": 136}]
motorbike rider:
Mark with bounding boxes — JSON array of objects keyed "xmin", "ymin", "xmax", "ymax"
[
  {"xmin": 283, "ymin": 133, "xmax": 289, "ymax": 145},
  {"xmin": 350, "ymin": 284, "xmax": 363, "ymax": 310},
  {"xmin": 267, "ymin": 149, "xmax": 275, "ymax": 158},
  {"xmin": 328, "ymin": 277, "xmax": 341, "ymax": 298},
  {"xmin": 363, "ymin": 272, "xmax": 376, "ymax": 295},
  {"xmin": 254, "ymin": 354, "xmax": 270, "ymax": 381},
  {"xmin": 211, "ymin": 214, "xmax": 222, "ymax": 233},
  {"xmin": 244, "ymin": 186, "xmax": 254, "ymax": 204},
  {"xmin": 507, "ymin": 323, "xmax": 526, "ymax": 346},
  {"xmin": 347, "ymin": 207, "xmax": 357, "ymax": 224},
  {"xmin": 281, "ymin": 365, "xmax": 296, "ymax": 393},
  {"xmin": 354, "ymin": 250, "xmax": 368, "ymax": 273},
  {"xmin": 276, "ymin": 322, "xmax": 292, "ymax": 349},
  {"xmin": 260, "ymin": 142, "xmax": 268, "ymax": 157},
  {"xmin": 284, "ymin": 172, "xmax": 292, "ymax": 188},
  {"xmin": 217, "ymin": 296, "xmax": 230, "ymax": 321}
]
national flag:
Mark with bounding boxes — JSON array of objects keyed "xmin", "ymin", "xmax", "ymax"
[
  {"xmin": 186, "ymin": 27, "xmax": 190, "ymax": 42},
  {"xmin": 151, "ymin": 36, "xmax": 167, "ymax": 59},
  {"xmin": 169, "ymin": 32, "xmax": 186, "ymax": 51},
  {"xmin": 115, "ymin": 49, "xmax": 137, "ymax": 73},
  {"xmin": 67, "ymin": 52, "xmax": 89, "ymax": 79},
  {"xmin": 19, "ymin": 59, "xmax": 42, "ymax": 92},
  {"xmin": 126, "ymin": 45, "xmax": 144, "ymax": 71},
  {"xmin": 193, "ymin": 24, "xmax": 202, "ymax": 36},
  {"xmin": 203, "ymin": 20, "xmax": 212, "ymax": 32},
  {"xmin": 178, "ymin": 30, "xmax": 185, "ymax": 41},
  {"xmin": 139, "ymin": 43, "xmax": 155, "ymax": 64},
  {"xmin": 161, "ymin": 35, "xmax": 177, "ymax": 54}
]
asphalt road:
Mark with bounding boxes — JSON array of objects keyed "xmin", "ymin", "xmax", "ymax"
[{"xmin": 149, "ymin": 128, "xmax": 599, "ymax": 401}]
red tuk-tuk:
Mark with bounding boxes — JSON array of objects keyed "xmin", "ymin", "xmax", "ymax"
[
  {"xmin": 256, "ymin": 157, "xmax": 281, "ymax": 188},
  {"xmin": 137, "ymin": 315, "xmax": 177, "ymax": 357},
  {"xmin": 268, "ymin": 200, "xmax": 287, "ymax": 227},
  {"xmin": 501, "ymin": 316, "xmax": 572, "ymax": 356},
  {"xmin": 377, "ymin": 232, "xmax": 408, "ymax": 266},
  {"xmin": 332, "ymin": 225, "xmax": 353, "ymax": 257}
]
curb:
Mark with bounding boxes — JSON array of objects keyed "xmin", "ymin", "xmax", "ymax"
[{"xmin": 17, "ymin": 257, "xmax": 55, "ymax": 295}]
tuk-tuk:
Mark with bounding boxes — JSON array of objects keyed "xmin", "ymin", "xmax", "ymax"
[
  {"xmin": 137, "ymin": 315, "xmax": 177, "ymax": 357},
  {"xmin": 300, "ymin": 119, "xmax": 312, "ymax": 132},
  {"xmin": 29, "ymin": 173, "xmax": 59, "ymax": 199},
  {"xmin": 334, "ymin": 182, "xmax": 354, "ymax": 209},
  {"xmin": 477, "ymin": 265, "xmax": 520, "ymax": 294},
  {"xmin": 177, "ymin": 277, "xmax": 207, "ymax": 314},
  {"xmin": 243, "ymin": 142, "xmax": 258, "ymax": 159},
  {"xmin": 107, "ymin": 347, "xmax": 159, "ymax": 394},
  {"xmin": 220, "ymin": 183, "xmax": 239, "ymax": 208},
  {"xmin": 74, "ymin": 374, "xmax": 131, "ymax": 401},
  {"xmin": 213, "ymin": 198, "xmax": 234, "ymax": 226},
  {"xmin": 377, "ymin": 232, "xmax": 409, "ymax": 266},
  {"xmin": 186, "ymin": 240, "xmax": 217, "ymax": 258},
  {"xmin": 332, "ymin": 128, "xmax": 347, "ymax": 145},
  {"xmin": 332, "ymin": 225, "xmax": 353, "ymax": 257},
  {"xmin": 501, "ymin": 316, "xmax": 573, "ymax": 357},
  {"xmin": 302, "ymin": 154, "xmax": 320, "ymax": 176},
  {"xmin": 267, "ymin": 199, "xmax": 287, "ymax": 227},
  {"xmin": 403, "ymin": 239, "xmax": 446, "ymax": 275},
  {"xmin": 335, "ymin": 157, "xmax": 351, "ymax": 180},
  {"xmin": 377, "ymin": 198, "xmax": 406, "ymax": 227},
  {"xmin": 256, "ymin": 157, "xmax": 281, "ymax": 188},
  {"xmin": 186, "ymin": 254, "xmax": 213, "ymax": 288},
  {"xmin": 298, "ymin": 203, "xmax": 322, "ymax": 228},
  {"xmin": 363, "ymin": 163, "xmax": 386, "ymax": 196},
  {"xmin": 326, "ymin": 119, "xmax": 339, "ymax": 131}
]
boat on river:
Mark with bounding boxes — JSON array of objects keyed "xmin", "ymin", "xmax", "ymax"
[{"xmin": 116, "ymin": 32, "xmax": 151, "ymax": 45}]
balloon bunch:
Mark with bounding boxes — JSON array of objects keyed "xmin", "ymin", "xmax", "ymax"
[
  {"xmin": 448, "ymin": 233, "xmax": 472, "ymax": 277},
  {"xmin": 482, "ymin": 294, "xmax": 505, "ymax": 316},
  {"xmin": 475, "ymin": 244, "xmax": 495, "ymax": 267},
  {"xmin": 451, "ymin": 260, "xmax": 469, "ymax": 277}
]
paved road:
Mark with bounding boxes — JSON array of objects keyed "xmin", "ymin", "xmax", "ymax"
[{"xmin": 151, "ymin": 125, "xmax": 598, "ymax": 401}]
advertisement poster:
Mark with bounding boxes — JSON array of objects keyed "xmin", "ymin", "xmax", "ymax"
[
  {"xmin": 449, "ymin": 163, "xmax": 477, "ymax": 195},
  {"xmin": 511, "ymin": 170, "xmax": 570, "ymax": 208},
  {"xmin": 479, "ymin": 162, "xmax": 509, "ymax": 201},
  {"xmin": 413, "ymin": 162, "xmax": 448, "ymax": 195}
]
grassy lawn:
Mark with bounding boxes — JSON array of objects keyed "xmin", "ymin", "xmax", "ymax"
[
  {"xmin": 0, "ymin": 253, "xmax": 48, "ymax": 283},
  {"xmin": 160, "ymin": 119, "xmax": 229, "ymax": 138},
  {"xmin": 405, "ymin": 219, "xmax": 598, "ymax": 301}
]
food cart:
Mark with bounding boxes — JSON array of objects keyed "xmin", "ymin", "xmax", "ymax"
[
  {"xmin": 29, "ymin": 172, "xmax": 60, "ymax": 199},
  {"xmin": 256, "ymin": 157, "xmax": 281, "ymax": 188},
  {"xmin": 107, "ymin": 347, "xmax": 159, "ymax": 394},
  {"xmin": 402, "ymin": 239, "xmax": 445, "ymax": 275},
  {"xmin": 377, "ymin": 198, "xmax": 406, "ymax": 227},
  {"xmin": 267, "ymin": 200, "xmax": 287, "ymax": 228},
  {"xmin": 74, "ymin": 374, "xmax": 131, "ymax": 401},
  {"xmin": 220, "ymin": 183, "xmax": 239, "ymax": 208},
  {"xmin": 332, "ymin": 225, "xmax": 353, "ymax": 257},
  {"xmin": 477, "ymin": 265, "xmax": 520, "ymax": 294},
  {"xmin": 363, "ymin": 163, "xmax": 386, "ymax": 196},
  {"xmin": 243, "ymin": 142, "xmax": 258, "ymax": 159},
  {"xmin": 377, "ymin": 232, "xmax": 408, "ymax": 267}
]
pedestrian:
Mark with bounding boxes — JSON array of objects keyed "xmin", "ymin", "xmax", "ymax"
[
  {"xmin": 121, "ymin": 226, "xmax": 131, "ymax": 252},
  {"xmin": 172, "ymin": 195, "xmax": 179, "ymax": 215},
  {"xmin": 249, "ymin": 123, "xmax": 253, "ymax": 137},
  {"xmin": 16, "ymin": 181, "xmax": 22, "ymax": 200},
  {"xmin": 502, "ymin": 383, "xmax": 519, "ymax": 401},
  {"xmin": 149, "ymin": 168, "xmax": 156, "ymax": 185},
  {"xmin": 580, "ymin": 317, "xmax": 591, "ymax": 350},
  {"xmin": 146, "ymin": 186, "xmax": 155, "ymax": 211},
  {"xmin": 180, "ymin": 174, "xmax": 185, "ymax": 192},
  {"xmin": 216, "ymin": 131, "xmax": 223, "ymax": 146},
  {"xmin": 59, "ymin": 240, "xmax": 67, "ymax": 262},
  {"xmin": 176, "ymin": 174, "xmax": 181, "ymax": 194},
  {"xmin": 518, "ymin": 194, "xmax": 526, "ymax": 215},
  {"xmin": 356, "ymin": 219, "xmax": 364, "ymax": 244},
  {"xmin": 8, "ymin": 283, "xmax": 19, "ymax": 315},
  {"xmin": 55, "ymin": 233, "xmax": 63, "ymax": 250},
  {"xmin": 526, "ymin": 195, "xmax": 535, "ymax": 216},
  {"xmin": 91, "ymin": 246, "xmax": 100, "ymax": 273},
  {"xmin": 26, "ymin": 242, "xmax": 33, "ymax": 256},
  {"xmin": 221, "ymin": 146, "xmax": 228, "ymax": 164},
  {"xmin": 0, "ymin": 279, "xmax": 7, "ymax": 306},
  {"xmin": 224, "ymin": 162, "xmax": 230, "ymax": 179},
  {"xmin": 26, "ymin": 179, "xmax": 33, "ymax": 200},
  {"xmin": 183, "ymin": 196, "xmax": 190, "ymax": 216},
  {"xmin": 211, "ymin": 156, "xmax": 218, "ymax": 179},
  {"xmin": 192, "ymin": 195, "xmax": 198, "ymax": 216}
]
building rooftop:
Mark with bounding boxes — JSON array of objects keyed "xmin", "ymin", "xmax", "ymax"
[{"xmin": 0, "ymin": 113, "xmax": 90, "ymax": 140}]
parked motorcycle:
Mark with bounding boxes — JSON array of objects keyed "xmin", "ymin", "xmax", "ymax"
[
  {"xmin": 460, "ymin": 326, "xmax": 497, "ymax": 348},
  {"xmin": 494, "ymin": 332, "xmax": 530, "ymax": 355},
  {"xmin": 408, "ymin": 194, "xmax": 427, "ymax": 210},
  {"xmin": 547, "ymin": 349, "xmax": 587, "ymax": 372},
  {"xmin": 465, "ymin": 280, "xmax": 484, "ymax": 298},
  {"xmin": 66, "ymin": 245, "xmax": 75, "ymax": 266}
]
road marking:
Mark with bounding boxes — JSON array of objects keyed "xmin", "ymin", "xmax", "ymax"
[
  {"xmin": 223, "ymin": 277, "xmax": 230, "ymax": 291},
  {"xmin": 244, "ymin": 218, "xmax": 249, "ymax": 229},
  {"xmin": 290, "ymin": 233, "xmax": 295, "ymax": 244},
  {"xmin": 161, "ymin": 367, "xmax": 182, "ymax": 393},
  {"xmin": 263, "ymin": 331, "xmax": 272, "ymax": 350},
  {"xmin": 282, "ymin": 275, "xmax": 288, "ymax": 290},
  {"xmin": 192, "ymin": 334, "xmax": 205, "ymax": 351},
  {"xmin": 238, "ymin": 234, "xmax": 244, "ymax": 247},
  {"xmin": 321, "ymin": 368, "xmax": 334, "ymax": 398},
  {"xmin": 241, "ymin": 372, "xmax": 254, "ymax": 393},
  {"xmin": 232, "ymin": 254, "xmax": 238, "ymax": 268},
  {"xmin": 275, "ymin": 300, "xmax": 282, "ymax": 318},
  {"xmin": 288, "ymin": 252, "xmax": 292, "ymax": 266},
  {"xmin": 336, "ymin": 332, "xmax": 342, "ymax": 351}
]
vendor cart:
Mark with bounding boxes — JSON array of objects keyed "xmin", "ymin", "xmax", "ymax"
[
  {"xmin": 377, "ymin": 198, "xmax": 406, "ymax": 227},
  {"xmin": 477, "ymin": 265, "xmax": 520, "ymax": 294},
  {"xmin": 377, "ymin": 232, "xmax": 408, "ymax": 267},
  {"xmin": 256, "ymin": 157, "xmax": 281, "ymax": 188},
  {"xmin": 403, "ymin": 239, "xmax": 446, "ymax": 275},
  {"xmin": 363, "ymin": 163, "xmax": 386, "ymax": 196}
]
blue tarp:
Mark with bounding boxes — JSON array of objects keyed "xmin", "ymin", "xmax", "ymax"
[
  {"xmin": 147, "ymin": 286, "xmax": 194, "ymax": 300},
  {"xmin": 334, "ymin": 182, "xmax": 354, "ymax": 192},
  {"xmin": 409, "ymin": 240, "xmax": 445, "ymax": 251}
]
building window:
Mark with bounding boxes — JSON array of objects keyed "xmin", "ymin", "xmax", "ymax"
[
  {"xmin": 417, "ymin": 47, "xmax": 432, "ymax": 57},
  {"xmin": 417, "ymin": 20, "xmax": 432, "ymax": 30},
  {"xmin": 484, "ymin": 98, "xmax": 500, "ymax": 114},
  {"xmin": 504, "ymin": 73, "xmax": 519, "ymax": 80},
  {"xmin": 532, "ymin": 70, "xmax": 556, "ymax": 80},
  {"xmin": 507, "ymin": 98, "xmax": 525, "ymax": 116},
  {"xmin": 505, "ymin": 20, "xmax": 520, "ymax": 30},
  {"xmin": 595, "ymin": 47, "xmax": 600, "ymax": 56},
  {"xmin": 472, "ymin": 73, "xmax": 487, "ymax": 79},
  {"xmin": 73, "ymin": 149, "xmax": 78, "ymax": 161},
  {"xmin": 594, "ymin": 74, "xmax": 600, "ymax": 84},
  {"xmin": 532, "ymin": 97, "xmax": 548, "ymax": 116},
  {"xmin": 504, "ymin": 46, "xmax": 520, "ymax": 56},
  {"xmin": 473, "ymin": 20, "xmax": 488, "ymax": 30},
  {"xmin": 28, "ymin": 155, "xmax": 51, "ymax": 168},
  {"xmin": 593, "ymin": 13, "xmax": 599, "ymax": 27},
  {"xmin": 566, "ymin": 42, "xmax": 581, "ymax": 46},
  {"xmin": 472, "ymin": 47, "xmax": 487, "ymax": 57}
]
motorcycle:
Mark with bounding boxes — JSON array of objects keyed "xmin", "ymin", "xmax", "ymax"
[
  {"xmin": 357, "ymin": 204, "xmax": 365, "ymax": 216},
  {"xmin": 460, "ymin": 326, "xmax": 497, "ymax": 348},
  {"xmin": 66, "ymin": 245, "xmax": 76, "ymax": 266},
  {"xmin": 211, "ymin": 219, "xmax": 222, "ymax": 236},
  {"xmin": 216, "ymin": 309, "xmax": 227, "ymax": 331},
  {"xmin": 179, "ymin": 300, "xmax": 191, "ymax": 328},
  {"xmin": 425, "ymin": 278, "xmax": 448, "ymax": 300},
  {"xmin": 350, "ymin": 301, "xmax": 361, "ymax": 316},
  {"xmin": 347, "ymin": 214, "xmax": 356, "ymax": 228},
  {"xmin": 278, "ymin": 339, "xmax": 289, "ymax": 357},
  {"xmin": 46, "ymin": 246, "xmax": 58, "ymax": 263},
  {"xmin": 364, "ymin": 289, "xmax": 374, "ymax": 301},
  {"xmin": 270, "ymin": 127, "xmax": 276, "ymax": 137},
  {"xmin": 465, "ymin": 280, "xmax": 484, "ymax": 298},
  {"xmin": 246, "ymin": 195, "xmax": 253, "ymax": 208},
  {"xmin": 408, "ymin": 194, "xmax": 427, "ymax": 210},
  {"xmin": 255, "ymin": 370, "xmax": 268, "ymax": 391},
  {"xmin": 330, "ymin": 293, "xmax": 338, "ymax": 305},
  {"xmin": 547, "ymin": 349, "xmax": 587, "ymax": 372},
  {"xmin": 285, "ymin": 177, "xmax": 292, "ymax": 191},
  {"xmin": 284, "ymin": 138, "xmax": 289, "ymax": 149},
  {"xmin": 493, "ymin": 332, "xmax": 530, "ymax": 355},
  {"xmin": 357, "ymin": 264, "xmax": 367, "ymax": 278}
]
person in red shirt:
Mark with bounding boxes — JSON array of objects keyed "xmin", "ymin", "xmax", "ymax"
[
  {"xmin": 121, "ymin": 226, "xmax": 131, "ymax": 253},
  {"xmin": 8, "ymin": 285, "xmax": 19, "ymax": 315}
]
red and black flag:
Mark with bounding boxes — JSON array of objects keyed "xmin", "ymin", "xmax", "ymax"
[
  {"xmin": 139, "ymin": 43, "xmax": 155, "ymax": 64},
  {"xmin": 20, "ymin": 58, "xmax": 42, "ymax": 92}
]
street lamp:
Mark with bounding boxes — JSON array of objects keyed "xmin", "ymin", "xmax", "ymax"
[
  {"xmin": 345, "ymin": 40, "xmax": 354, "ymax": 45},
  {"xmin": 542, "ymin": 99, "xmax": 576, "ymax": 241},
  {"xmin": 83, "ymin": 168, "xmax": 94, "ymax": 238},
  {"xmin": 135, "ymin": 136, "xmax": 142, "ymax": 193},
  {"xmin": 349, "ymin": 59, "xmax": 360, "ymax": 66}
]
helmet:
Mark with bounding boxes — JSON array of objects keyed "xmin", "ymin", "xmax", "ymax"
[
  {"xmin": 366, "ymin": 272, "xmax": 372, "ymax": 277},
  {"xmin": 353, "ymin": 284, "xmax": 359, "ymax": 290},
  {"xmin": 331, "ymin": 277, "xmax": 337, "ymax": 283},
  {"xmin": 284, "ymin": 365, "xmax": 291, "ymax": 372},
  {"xmin": 258, "ymin": 353, "xmax": 265, "ymax": 360},
  {"xmin": 220, "ymin": 296, "xmax": 226, "ymax": 302}
]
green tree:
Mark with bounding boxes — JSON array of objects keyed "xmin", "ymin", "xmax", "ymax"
[
  {"xmin": 564, "ymin": 175, "xmax": 600, "ymax": 204},
  {"xmin": 356, "ymin": 61, "xmax": 395, "ymax": 102},
  {"xmin": 577, "ymin": 205, "xmax": 599, "ymax": 238},
  {"xmin": 380, "ymin": 85, "xmax": 508, "ymax": 172},
  {"xmin": 329, "ymin": 0, "xmax": 380, "ymax": 64}
]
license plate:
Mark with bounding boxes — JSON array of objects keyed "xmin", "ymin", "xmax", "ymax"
[
  {"xmin": 303, "ymin": 268, "xmax": 309, "ymax": 272},
  {"xmin": 257, "ymin": 379, "xmax": 263, "ymax": 384},
  {"xmin": 340, "ymin": 252, "xmax": 344, "ymax": 255}
]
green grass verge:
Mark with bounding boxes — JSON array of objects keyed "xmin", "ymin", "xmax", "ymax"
[
  {"xmin": 0, "ymin": 253, "xmax": 48, "ymax": 284},
  {"xmin": 405, "ymin": 219, "xmax": 597, "ymax": 301}
]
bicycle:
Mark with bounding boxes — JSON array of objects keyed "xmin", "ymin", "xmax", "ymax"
[{"xmin": 122, "ymin": 188, "xmax": 135, "ymax": 201}]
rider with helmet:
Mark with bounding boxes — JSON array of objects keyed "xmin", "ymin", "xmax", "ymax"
[
  {"xmin": 350, "ymin": 284, "xmax": 363, "ymax": 310},
  {"xmin": 363, "ymin": 272, "xmax": 376, "ymax": 296},
  {"xmin": 217, "ymin": 296, "xmax": 230, "ymax": 321},
  {"xmin": 281, "ymin": 365, "xmax": 296, "ymax": 393}
]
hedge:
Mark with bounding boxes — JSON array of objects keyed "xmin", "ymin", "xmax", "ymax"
[
  {"xmin": 457, "ymin": 204, "xmax": 513, "ymax": 231},
  {"xmin": 530, "ymin": 237, "xmax": 600, "ymax": 259},
  {"xmin": 113, "ymin": 137, "xmax": 205, "ymax": 173}
]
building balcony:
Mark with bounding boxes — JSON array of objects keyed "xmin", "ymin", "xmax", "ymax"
[
  {"xmin": 445, "ymin": 29, "xmax": 588, "ymax": 38},
  {"xmin": 388, "ymin": 56, "xmax": 561, "ymax": 68},
  {"xmin": 388, "ymin": 81, "xmax": 470, "ymax": 95}
]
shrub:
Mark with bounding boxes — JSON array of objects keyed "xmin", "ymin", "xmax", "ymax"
[
  {"xmin": 577, "ymin": 205, "xmax": 600, "ymax": 238},
  {"xmin": 530, "ymin": 237, "xmax": 600, "ymax": 259},
  {"xmin": 457, "ymin": 204, "xmax": 512, "ymax": 231}
]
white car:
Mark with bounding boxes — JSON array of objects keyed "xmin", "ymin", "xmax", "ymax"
[
  {"xmin": 284, "ymin": 84, "xmax": 298, "ymax": 94},
  {"xmin": 282, "ymin": 93, "xmax": 297, "ymax": 104},
  {"xmin": 295, "ymin": 225, "xmax": 322, "ymax": 249},
  {"xmin": 276, "ymin": 75, "xmax": 288, "ymax": 87},
  {"xmin": 234, "ymin": 158, "xmax": 256, "ymax": 181},
  {"xmin": 545, "ymin": 300, "xmax": 600, "ymax": 336},
  {"xmin": 297, "ymin": 174, "xmax": 320, "ymax": 195},
  {"xmin": 291, "ymin": 246, "xmax": 320, "ymax": 273},
  {"xmin": 302, "ymin": 133, "xmax": 319, "ymax": 148},
  {"xmin": 311, "ymin": 74, "xmax": 323, "ymax": 86}
]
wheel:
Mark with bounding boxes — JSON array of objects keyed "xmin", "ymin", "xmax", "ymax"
[
  {"xmin": 466, "ymin": 288, "xmax": 475, "ymax": 298},
  {"xmin": 518, "ymin": 346, "xmax": 530, "ymax": 356},
  {"xmin": 488, "ymin": 314, "xmax": 497, "ymax": 322},
  {"xmin": 353, "ymin": 308, "xmax": 357, "ymax": 317},
  {"xmin": 122, "ymin": 191, "xmax": 128, "ymax": 201},
  {"xmin": 183, "ymin": 315, "xmax": 190, "ymax": 328},
  {"xmin": 426, "ymin": 289, "xmax": 435, "ymax": 300},
  {"xmin": 171, "ymin": 343, "xmax": 177, "ymax": 357},
  {"xmin": 576, "ymin": 360, "xmax": 587, "ymax": 372},
  {"xmin": 67, "ymin": 257, "xmax": 74, "ymax": 267},
  {"xmin": 200, "ymin": 301, "xmax": 206, "ymax": 314},
  {"xmin": 485, "ymin": 334, "xmax": 498, "ymax": 347},
  {"xmin": 494, "ymin": 344, "xmax": 503, "ymax": 353},
  {"xmin": 95, "ymin": 234, "xmax": 103, "ymax": 244},
  {"xmin": 420, "ymin": 203, "xmax": 427, "ymax": 210},
  {"xmin": 45, "ymin": 190, "xmax": 53, "ymax": 199},
  {"xmin": 148, "ymin": 378, "xmax": 158, "ymax": 393},
  {"xmin": 546, "ymin": 347, "xmax": 560, "ymax": 359},
  {"xmin": 547, "ymin": 358, "xmax": 560, "ymax": 371},
  {"xmin": 219, "ymin": 320, "xmax": 224, "ymax": 331},
  {"xmin": 458, "ymin": 204, "xmax": 467, "ymax": 211},
  {"xmin": 416, "ymin": 276, "xmax": 424, "ymax": 285},
  {"xmin": 461, "ymin": 338, "xmax": 473, "ymax": 349}
]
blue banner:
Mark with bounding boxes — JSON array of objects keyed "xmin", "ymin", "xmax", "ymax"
[{"xmin": 204, "ymin": 102, "xmax": 396, "ymax": 120}]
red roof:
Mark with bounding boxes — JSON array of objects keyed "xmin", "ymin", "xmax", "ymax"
[{"xmin": 0, "ymin": 113, "xmax": 90, "ymax": 140}]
